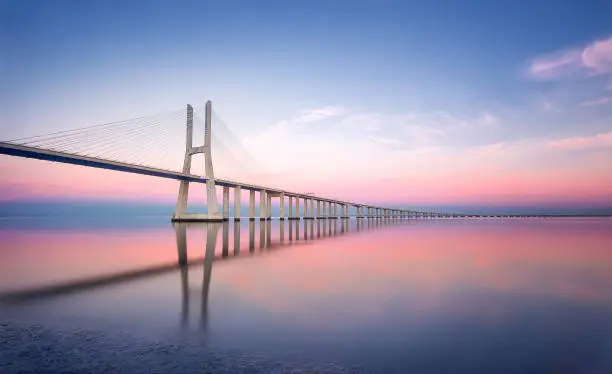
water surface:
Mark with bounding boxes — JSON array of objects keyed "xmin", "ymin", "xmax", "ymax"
[{"xmin": 1, "ymin": 217, "xmax": 611, "ymax": 373}]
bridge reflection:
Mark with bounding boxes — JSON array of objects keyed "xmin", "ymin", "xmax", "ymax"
[{"xmin": 0, "ymin": 218, "xmax": 404, "ymax": 315}]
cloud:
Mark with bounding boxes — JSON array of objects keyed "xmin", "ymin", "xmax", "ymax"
[
  {"xmin": 581, "ymin": 37, "xmax": 612, "ymax": 75},
  {"xmin": 368, "ymin": 135, "xmax": 403, "ymax": 146},
  {"xmin": 546, "ymin": 132, "xmax": 612, "ymax": 150},
  {"xmin": 580, "ymin": 97, "xmax": 611, "ymax": 107},
  {"xmin": 339, "ymin": 113, "xmax": 382, "ymax": 132},
  {"xmin": 478, "ymin": 112, "xmax": 498, "ymax": 126},
  {"xmin": 294, "ymin": 106, "xmax": 345, "ymax": 123},
  {"xmin": 528, "ymin": 49, "xmax": 583, "ymax": 80},
  {"xmin": 527, "ymin": 36, "xmax": 612, "ymax": 81}
]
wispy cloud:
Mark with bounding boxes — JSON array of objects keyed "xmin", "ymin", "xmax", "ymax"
[
  {"xmin": 580, "ymin": 97, "xmax": 611, "ymax": 107},
  {"xmin": 528, "ymin": 49, "xmax": 583, "ymax": 80},
  {"xmin": 527, "ymin": 36, "xmax": 612, "ymax": 81},
  {"xmin": 546, "ymin": 132, "xmax": 612, "ymax": 150},
  {"xmin": 368, "ymin": 135, "xmax": 403, "ymax": 146},
  {"xmin": 295, "ymin": 106, "xmax": 345, "ymax": 123}
]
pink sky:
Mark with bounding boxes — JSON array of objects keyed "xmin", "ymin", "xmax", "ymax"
[{"xmin": 1, "ymin": 144, "xmax": 610, "ymax": 207}]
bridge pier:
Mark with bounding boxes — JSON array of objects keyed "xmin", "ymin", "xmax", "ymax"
[
  {"xmin": 171, "ymin": 102, "xmax": 223, "ymax": 222},
  {"xmin": 234, "ymin": 186, "xmax": 241, "ymax": 221},
  {"xmin": 249, "ymin": 190, "xmax": 255, "ymax": 221},
  {"xmin": 279, "ymin": 192, "xmax": 285, "ymax": 220},
  {"xmin": 341, "ymin": 204, "xmax": 349, "ymax": 219},
  {"xmin": 259, "ymin": 190, "xmax": 266, "ymax": 221},
  {"xmin": 310, "ymin": 199, "xmax": 315, "ymax": 220},
  {"xmin": 303, "ymin": 198, "xmax": 308, "ymax": 219},
  {"xmin": 266, "ymin": 193, "xmax": 272, "ymax": 220},
  {"xmin": 222, "ymin": 186, "xmax": 230, "ymax": 221}
]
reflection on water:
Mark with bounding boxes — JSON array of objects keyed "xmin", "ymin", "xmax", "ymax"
[{"xmin": 1, "ymin": 217, "xmax": 612, "ymax": 373}]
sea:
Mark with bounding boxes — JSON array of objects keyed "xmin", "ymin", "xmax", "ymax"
[{"xmin": 1, "ymin": 214, "xmax": 611, "ymax": 373}]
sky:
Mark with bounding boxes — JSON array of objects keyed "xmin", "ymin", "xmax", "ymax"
[{"xmin": 1, "ymin": 0, "xmax": 612, "ymax": 212}]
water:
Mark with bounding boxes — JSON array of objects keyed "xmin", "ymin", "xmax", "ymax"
[{"xmin": 1, "ymin": 217, "xmax": 611, "ymax": 373}]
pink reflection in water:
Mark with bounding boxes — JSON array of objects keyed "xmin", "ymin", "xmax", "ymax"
[
  {"xmin": 0, "ymin": 218, "xmax": 611, "ymax": 322},
  {"xmin": 211, "ymin": 219, "xmax": 612, "ymax": 325}
]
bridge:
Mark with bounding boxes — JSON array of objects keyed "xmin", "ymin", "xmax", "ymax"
[{"xmin": 0, "ymin": 101, "xmax": 529, "ymax": 220}]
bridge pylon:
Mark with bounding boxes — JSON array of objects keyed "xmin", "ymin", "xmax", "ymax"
[{"xmin": 172, "ymin": 101, "xmax": 223, "ymax": 222}]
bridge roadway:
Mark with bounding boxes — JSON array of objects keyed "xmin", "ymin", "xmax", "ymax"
[{"xmin": 0, "ymin": 141, "xmax": 538, "ymax": 219}]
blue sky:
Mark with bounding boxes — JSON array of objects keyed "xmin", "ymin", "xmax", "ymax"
[{"xmin": 1, "ymin": 0, "xmax": 611, "ymax": 209}]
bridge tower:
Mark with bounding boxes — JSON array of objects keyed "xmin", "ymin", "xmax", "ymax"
[{"xmin": 172, "ymin": 101, "xmax": 223, "ymax": 221}]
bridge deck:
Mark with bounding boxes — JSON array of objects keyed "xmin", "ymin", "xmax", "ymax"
[
  {"xmin": 0, "ymin": 142, "xmax": 361, "ymax": 206},
  {"xmin": 1, "ymin": 141, "xmax": 580, "ymax": 218}
]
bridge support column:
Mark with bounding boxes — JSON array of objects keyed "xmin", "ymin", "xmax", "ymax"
[
  {"xmin": 259, "ymin": 190, "xmax": 266, "ymax": 221},
  {"xmin": 289, "ymin": 196, "xmax": 294, "ymax": 219},
  {"xmin": 249, "ymin": 190, "xmax": 255, "ymax": 220},
  {"xmin": 341, "ymin": 204, "xmax": 348, "ymax": 219},
  {"xmin": 266, "ymin": 193, "xmax": 272, "ymax": 220},
  {"xmin": 172, "ymin": 102, "xmax": 222, "ymax": 222},
  {"xmin": 222, "ymin": 186, "xmax": 230, "ymax": 220},
  {"xmin": 280, "ymin": 193, "xmax": 285, "ymax": 220},
  {"xmin": 310, "ymin": 199, "xmax": 315, "ymax": 220},
  {"xmin": 304, "ymin": 198, "xmax": 309, "ymax": 219},
  {"xmin": 317, "ymin": 200, "xmax": 321, "ymax": 218},
  {"xmin": 234, "ymin": 186, "xmax": 241, "ymax": 221},
  {"xmin": 295, "ymin": 198, "xmax": 300, "ymax": 220}
]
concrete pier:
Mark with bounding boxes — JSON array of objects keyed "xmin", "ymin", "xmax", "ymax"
[
  {"xmin": 249, "ymin": 190, "xmax": 255, "ymax": 221},
  {"xmin": 280, "ymin": 193, "xmax": 285, "ymax": 220},
  {"xmin": 234, "ymin": 186, "xmax": 241, "ymax": 221},
  {"xmin": 310, "ymin": 199, "xmax": 315, "ymax": 220},
  {"xmin": 266, "ymin": 193, "xmax": 272, "ymax": 220},
  {"xmin": 222, "ymin": 186, "xmax": 229, "ymax": 221},
  {"xmin": 259, "ymin": 190, "xmax": 266, "ymax": 221}
]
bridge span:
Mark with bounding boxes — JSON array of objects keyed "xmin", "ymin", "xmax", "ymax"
[{"xmin": 0, "ymin": 101, "xmax": 536, "ymax": 220}]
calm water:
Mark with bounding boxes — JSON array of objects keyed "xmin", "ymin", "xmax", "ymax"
[{"xmin": 1, "ymin": 217, "xmax": 611, "ymax": 373}]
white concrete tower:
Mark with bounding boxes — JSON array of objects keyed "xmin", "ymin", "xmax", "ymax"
[{"xmin": 172, "ymin": 101, "xmax": 223, "ymax": 221}]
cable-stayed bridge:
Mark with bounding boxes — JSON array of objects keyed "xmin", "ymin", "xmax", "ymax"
[{"xmin": 0, "ymin": 101, "xmax": 526, "ymax": 220}]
